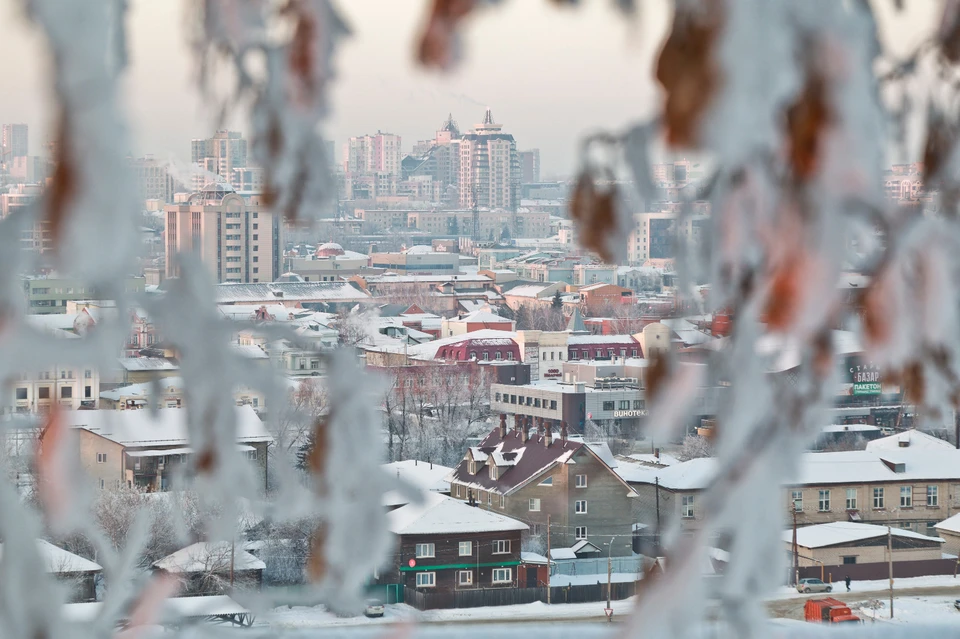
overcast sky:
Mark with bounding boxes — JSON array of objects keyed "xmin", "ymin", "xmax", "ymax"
[{"xmin": 0, "ymin": 0, "xmax": 941, "ymax": 177}]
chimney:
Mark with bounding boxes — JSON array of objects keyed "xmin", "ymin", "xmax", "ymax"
[
  {"xmin": 537, "ymin": 416, "xmax": 545, "ymax": 438},
  {"xmin": 514, "ymin": 414, "xmax": 522, "ymax": 435},
  {"xmin": 522, "ymin": 417, "xmax": 530, "ymax": 443},
  {"xmin": 561, "ymin": 421, "xmax": 568, "ymax": 442},
  {"xmin": 499, "ymin": 413, "xmax": 507, "ymax": 438},
  {"xmin": 544, "ymin": 421, "xmax": 552, "ymax": 447}
]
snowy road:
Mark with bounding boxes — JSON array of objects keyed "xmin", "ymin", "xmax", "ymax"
[{"xmin": 767, "ymin": 585, "xmax": 960, "ymax": 621}]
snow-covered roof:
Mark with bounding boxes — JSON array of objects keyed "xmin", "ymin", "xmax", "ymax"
[
  {"xmin": 503, "ymin": 284, "xmax": 554, "ymax": 298},
  {"xmin": 387, "ymin": 492, "xmax": 528, "ymax": 535},
  {"xmin": 759, "ymin": 329, "xmax": 863, "ymax": 373},
  {"xmin": 214, "ymin": 282, "xmax": 371, "ymax": 304},
  {"xmin": 821, "ymin": 424, "xmax": 881, "ymax": 434},
  {"xmin": 866, "ymin": 429, "xmax": 954, "ymax": 452},
  {"xmin": 628, "ymin": 452, "xmax": 679, "ymax": 467},
  {"xmin": 454, "ymin": 310, "xmax": 512, "ymax": 324},
  {"xmin": 153, "ymin": 541, "xmax": 266, "ymax": 573},
  {"xmin": 0, "ymin": 540, "xmax": 102, "ymax": 573},
  {"xmin": 935, "ymin": 513, "xmax": 960, "ymax": 535},
  {"xmin": 117, "ymin": 357, "xmax": 179, "ymax": 371},
  {"xmin": 549, "ymin": 548, "xmax": 577, "ymax": 560},
  {"xmin": 520, "ymin": 551, "xmax": 548, "ymax": 565},
  {"xmin": 232, "ymin": 343, "xmax": 269, "ymax": 359},
  {"xmin": 407, "ymin": 329, "xmax": 519, "ymax": 360},
  {"xmin": 570, "ymin": 540, "xmax": 602, "ymax": 554},
  {"xmin": 100, "ymin": 377, "xmax": 184, "ymax": 401},
  {"xmin": 785, "ymin": 522, "xmax": 944, "ymax": 548},
  {"xmin": 65, "ymin": 405, "xmax": 273, "ymax": 447},
  {"xmin": 404, "ymin": 245, "xmax": 436, "ymax": 254},
  {"xmin": 382, "ymin": 460, "xmax": 453, "ymax": 493}
]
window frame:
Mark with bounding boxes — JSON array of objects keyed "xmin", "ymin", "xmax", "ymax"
[
  {"xmin": 492, "ymin": 568, "xmax": 512, "ymax": 584},
  {"xmin": 458, "ymin": 570, "xmax": 473, "ymax": 586},
  {"xmin": 575, "ymin": 474, "xmax": 587, "ymax": 488},
  {"xmin": 845, "ymin": 488, "xmax": 857, "ymax": 510},
  {"xmin": 415, "ymin": 543, "xmax": 435, "ymax": 559},
  {"xmin": 415, "ymin": 572, "xmax": 436, "ymax": 588},
  {"xmin": 900, "ymin": 485, "xmax": 913, "ymax": 508},
  {"xmin": 791, "ymin": 490, "xmax": 803, "ymax": 512},
  {"xmin": 818, "ymin": 489, "xmax": 831, "ymax": 512},
  {"xmin": 529, "ymin": 498, "xmax": 541, "ymax": 512},
  {"xmin": 575, "ymin": 526, "xmax": 587, "ymax": 540},
  {"xmin": 682, "ymin": 495, "xmax": 695, "ymax": 518},
  {"xmin": 459, "ymin": 541, "xmax": 472, "ymax": 556},
  {"xmin": 927, "ymin": 485, "xmax": 939, "ymax": 507},
  {"xmin": 575, "ymin": 500, "xmax": 587, "ymax": 514},
  {"xmin": 492, "ymin": 539, "xmax": 511, "ymax": 555},
  {"xmin": 873, "ymin": 487, "xmax": 885, "ymax": 509}
]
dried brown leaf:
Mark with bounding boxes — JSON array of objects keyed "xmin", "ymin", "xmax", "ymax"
[
  {"xmin": 901, "ymin": 361, "xmax": 925, "ymax": 406},
  {"xmin": 785, "ymin": 65, "xmax": 831, "ymax": 181},
  {"xmin": 922, "ymin": 113, "xmax": 955, "ymax": 187},
  {"xmin": 569, "ymin": 172, "xmax": 618, "ymax": 262},
  {"xmin": 939, "ymin": 0, "xmax": 960, "ymax": 63},
  {"xmin": 417, "ymin": 0, "xmax": 475, "ymax": 69},
  {"xmin": 861, "ymin": 280, "xmax": 892, "ymax": 348},
  {"xmin": 288, "ymin": 5, "xmax": 318, "ymax": 95},
  {"xmin": 45, "ymin": 113, "xmax": 76, "ymax": 248},
  {"xmin": 763, "ymin": 252, "xmax": 805, "ymax": 330},
  {"xmin": 645, "ymin": 350, "xmax": 672, "ymax": 405},
  {"xmin": 307, "ymin": 524, "xmax": 328, "ymax": 582},
  {"xmin": 655, "ymin": 2, "xmax": 723, "ymax": 147}
]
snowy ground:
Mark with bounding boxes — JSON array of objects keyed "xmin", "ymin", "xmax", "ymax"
[
  {"xmin": 855, "ymin": 596, "xmax": 960, "ymax": 625},
  {"xmin": 549, "ymin": 572, "xmax": 639, "ymax": 587},
  {"xmin": 264, "ymin": 598, "xmax": 637, "ymax": 629},
  {"xmin": 771, "ymin": 574, "xmax": 960, "ymax": 599}
]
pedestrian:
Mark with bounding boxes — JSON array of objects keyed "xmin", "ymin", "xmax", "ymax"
[{"xmin": 845, "ymin": 575, "xmax": 851, "ymax": 592}]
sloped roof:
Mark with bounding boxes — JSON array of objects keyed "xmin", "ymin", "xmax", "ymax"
[
  {"xmin": 935, "ymin": 513, "xmax": 960, "ymax": 535},
  {"xmin": 100, "ymin": 376, "xmax": 185, "ymax": 401},
  {"xmin": 785, "ymin": 522, "xmax": 944, "ymax": 548},
  {"xmin": 153, "ymin": 541, "xmax": 265, "ymax": 573},
  {"xmin": 382, "ymin": 460, "xmax": 453, "ymax": 493},
  {"xmin": 448, "ymin": 426, "xmax": 630, "ymax": 497},
  {"xmin": 866, "ymin": 429, "xmax": 954, "ymax": 452},
  {"xmin": 64, "ymin": 405, "xmax": 273, "ymax": 447},
  {"xmin": 0, "ymin": 540, "xmax": 101, "ymax": 573},
  {"xmin": 387, "ymin": 492, "xmax": 528, "ymax": 535},
  {"xmin": 566, "ymin": 308, "xmax": 587, "ymax": 333},
  {"xmin": 407, "ymin": 329, "xmax": 519, "ymax": 360},
  {"xmin": 456, "ymin": 310, "xmax": 512, "ymax": 324}
]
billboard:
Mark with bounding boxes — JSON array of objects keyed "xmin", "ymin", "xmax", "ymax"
[{"xmin": 849, "ymin": 363, "xmax": 881, "ymax": 396}]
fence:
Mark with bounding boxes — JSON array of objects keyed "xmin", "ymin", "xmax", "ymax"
[
  {"xmin": 402, "ymin": 581, "xmax": 638, "ymax": 611},
  {"xmin": 797, "ymin": 558, "xmax": 960, "ymax": 584},
  {"xmin": 551, "ymin": 557, "xmax": 644, "ymax": 577}
]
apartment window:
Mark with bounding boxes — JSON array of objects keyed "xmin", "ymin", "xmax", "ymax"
[
  {"xmin": 575, "ymin": 500, "xmax": 587, "ymax": 514},
  {"xmin": 99, "ymin": 479, "xmax": 105, "ymax": 490},
  {"xmin": 846, "ymin": 488, "xmax": 857, "ymax": 510},
  {"xmin": 492, "ymin": 540, "xmax": 510, "ymax": 554},
  {"xmin": 253, "ymin": 234, "xmax": 259, "ymax": 241},
  {"xmin": 492, "ymin": 568, "xmax": 512, "ymax": 584},
  {"xmin": 550, "ymin": 400, "xmax": 557, "ymax": 410},
  {"xmin": 791, "ymin": 490, "xmax": 803, "ymax": 511},
  {"xmin": 874, "ymin": 487, "xmax": 885, "ymax": 509},
  {"xmin": 253, "ymin": 245, "xmax": 258, "ymax": 251},
  {"xmin": 539, "ymin": 477, "xmax": 553, "ymax": 486},
  {"xmin": 842, "ymin": 556, "xmax": 857, "ymax": 565},
  {"xmin": 253, "ymin": 223, "xmax": 258, "ymax": 230},
  {"xmin": 818, "ymin": 490, "xmax": 830, "ymax": 512},
  {"xmin": 459, "ymin": 541, "xmax": 472, "ymax": 556},
  {"xmin": 507, "ymin": 352, "xmax": 514, "ymax": 361},
  {"xmin": 570, "ymin": 351, "xmax": 578, "ymax": 360},
  {"xmin": 534, "ymin": 398, "xmax": 541, "ymax": 408},
  {"xmin": 96, "ymin": 453, "xmax": 106, "ymax": 463},
  {"xmin": 927, "ymin": 485, "xmax": 939, "ymax": 507},
  {"xmin": 495, "ymin": 393, "xmax": 501, "ymax": 402},
  {"xmin": 468, "ymin": 461, "xmax": 477, "ymax": 475},
  {"xmin": 253, "ymin": 256, "xmax": 258, "ymax": 263},
  {"xmin": 900, "ymin": 486, "xmax": 912, "ymax": 508},
  {"xmin": 84, "ymin": 370, "xmax": 92, "ymax": 379},
  {"xmin": 253, "ymin": 268, "xmax": 259, "ymax": 274},
  {"xmin": 633, "ymin": 400, "xmax": 644, "ymax": 410},
  {"xmin": 415, "ymin": 543, "xmax": 435, "ymax": 558},
  {"xmin": 15, "ymin": 388, "xmax": 27, "ymax": 400},
  {"xmin": 487, "ymin": 492, "xmax": 492, "ymax": 506},
  {"xmin": 682, "ymin": 495, "xmax": 695, "ymax": 518},
  {"xmin": 529, "ymin": 498, "xmax": 541, "ymax": 512},
  {"xmin": 602, "ymin": 401, "xmax": 615, "ymax": 411},
  {"xmin": 632, "ymin": 349, "xmax": 638, "ymax": 357},
  {"xmin": 495, "ymin": 351, "xmax": 503, "ymax": 361},
  {"xmin": 575, "ymin": 526, "xmax": 587, "ymax": 540},
  {"xmin": 617, "ymin": 400, "xmax": 629, "ymax": 410},
  {"xmin": 85, "ymin": 386, "xmax": 92, "ymax": 398},
  {"xmin": 61, "ymin": 387, "xmax": 72, "ymax": 399},
  {"xmin": 458, "ymin": 570, "xmax": 473, "ymax": 586},
  {"xmin": 38, "ymin": 387, "xmax": 50, "ymax": 399},
  {"xmin": 482, "ymin": 352, "xmax": 489, "ymax": 361},
  {"xmin": 582, "ymin": 350, "xmax": 589, "ymax": 360},
  {"xmin": 415, "ymin": 572, "xmax": 435, "ymax": 588}
]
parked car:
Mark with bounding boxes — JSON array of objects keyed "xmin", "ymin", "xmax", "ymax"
[
  {"xmin": 364, "ymin": 599, "xmax": 385, "ymax": 618},
  {"xmin": 954, "ymin": 599, "xmax": 960, "ymax": 611},
  {"xmin": 797, "ymin": 578, "xmax": 832, "ymax": 593}
]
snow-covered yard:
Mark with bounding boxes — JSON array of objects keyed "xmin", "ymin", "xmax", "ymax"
[
  {"xmin": 856, "ymin": 596, "xmax": 960, "ymax": 625},
  {"xmin": 770, "ymin": 574, "xmax": 960, "ymax": 599}
]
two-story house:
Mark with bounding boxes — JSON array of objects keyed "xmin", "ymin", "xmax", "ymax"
[
  {"xmin": 447, "ymin": 416, "xmax": 636, "ymax": 556},
  {"xmin": 384, "ymin": 492, "xmax": 527, "ymax": 592}
]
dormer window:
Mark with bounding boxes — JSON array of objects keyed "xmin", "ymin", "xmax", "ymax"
[
  {"xmin": 469, "ymin": 461, "xmax": 477, "ymax": 474},
  {"xmin": 489, "ymin": 465, "xmax": 498, "ymax": 480}
]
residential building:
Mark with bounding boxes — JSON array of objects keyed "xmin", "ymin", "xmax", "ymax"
[
  {"xmin": 10, "ymin": 156, "xmax": 46, "ymax": 182},
  {"xmin": 214, "ymin": 281, "xmax": 371, "ymax": 310},
  {"xmin": 343, "ymin": 132, "xmax": 402, "ymax": 176},
  {"xmin": 625, "ymin": 448, "xmax": 960, "ymax": 539},
  {"xmin": 286, "ymin": 242, "xmax": 369, "ymax": 282},
  {"xmin": 355, "ymin": 208, "xmax": 550, "ymax": 239},
  {"xmin": 404, "ymin": 115, "xmax": 462, "ymax": 197},
  {"xmin": 230, "ymin": 166, "xmax": 265, "ymax": 192},
  {"xmin": 382, "ymin": 492, "xmax": 527, "ymax": 592},
  {"xmin": 576, "ymin": 283, "xmax": 635, "ymax": 313},
  {"xmin": 153, "ymin": 542, "xmax": 265, "ymax": 595},
  {"xmin": 785, "ymin": 522, "xmax": 944, "ymax": 569},
  {"xmin": 164, "ymin": 184, "xmax": 283, "ymax": 283},
  {"xmin": 447, "ymin": 420, "xmax": 637, "ymax": 556},
  {"xmin": 409, "ymin": 329, "xmax": 521, "ymax": 363},
  {"xmin": 190, "ymin": 130, "xmax": 248, "ymax": 189},
  {"xmin": 501, "ymin": 282, "xmax": 566, "ymax": 311},
  {"xmin": 519, "ymin": 149, "xmax": 541, "ymax": 184},
  {"xmin": 573, "ymin": 264, "xmax": 618, "ymax": 287},
  {"xmin": 458, "ymin": 109, "xmax": 520, "ymax": 212},
  {"xmin": 1, "ymin": 123, "xmax": 28, "ymax": 165},
  {"xmin": 934, "ymin": 513, "xmax": 960, "ymax": 557},
  {"xmin": 22, "ymin": 274, "xmax": 146, "ymax": 314},
  {"xmin": 68, "ymin": 405, "xmax": 272, "ymax": 491},
  {"xmin": 113, "ymin": 357, "xmax": 180, "ymax": 385},
  {"xmin": 127, "ymin": 156, "xmax": 178, "ymax": 203},
  {"xmin": 370, "ymin": 246, "xmax": 460, "ymax": 274},
  {"xmin": 441, "ymin": 310, "xmax": 515, "ymax": 337},
  {"xmin": 1, "ymin": 183, "xmax": 53, "ymax": 255},
  {"xmin": 8, "ymin": 360, "xmax": 100, "ymax": 414},
  {"xmin": 628, "ymin": 212, "xmax": 709, "ymax": 265}
]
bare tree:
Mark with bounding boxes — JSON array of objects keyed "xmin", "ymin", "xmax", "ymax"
[{"xmin": 676, "ymin": 435, "xmax": 713, "ymax": 462}]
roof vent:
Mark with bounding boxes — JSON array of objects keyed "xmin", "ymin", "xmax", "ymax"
[{"xmin": 880, "ymin": 457, "xmax": 906, "ymax": 473}]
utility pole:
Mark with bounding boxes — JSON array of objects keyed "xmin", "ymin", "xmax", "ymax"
[
  {"xmin": 792, "ymin": 503, "xmax": 799, "ymax": 586},
  {"xmin": 606, "ymin": 537, "xmax": 614, "ymax": 619},
  {"xmin": 887, "ymin": 526, "xmax": 894, "ymax": 618},
  {"xmin": 230, "ymin": 537, "xmax": 236, "ymax": 588},
  {"xmin": 546, "ymin": 514, "xmax": 551, "ymax": 604},
  {"xmin": 655, "ymin": 478, "xmax": 661, "ymax": 554}
]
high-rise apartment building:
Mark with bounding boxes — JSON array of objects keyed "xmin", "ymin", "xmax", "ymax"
[
  {"xmin": 342, "ymin": 132, "xmax": 402, "ymax": 176},
  {"xmin": 164, "ymin": 184, "xmax": 282, "ymax": 284},
  {"xmin": 1, "ymin": 124, "xmax": 28, "ymax": 165},
  {"xmin": 190, "ymin": 130, "xmax": 248, "ymax": 189},
  {"xmin": 458, "ymin": 109, "xmax": 520, "ymax": 211},
  {"xmin": 0, "ymin": 184, "xmax": 52, "ymax": 255},
  {"xmin": 127, "ymin": 156, "xmax": 179, "ymax": 204},
  {"xmin": 519, "ymin": 149, "xmax": 541, "ymax": 184}
]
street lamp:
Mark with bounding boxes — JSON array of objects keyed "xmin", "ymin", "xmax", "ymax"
[{"xmin": 604, "ymin": 537, "xmax": 615, "ymax": 617}]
